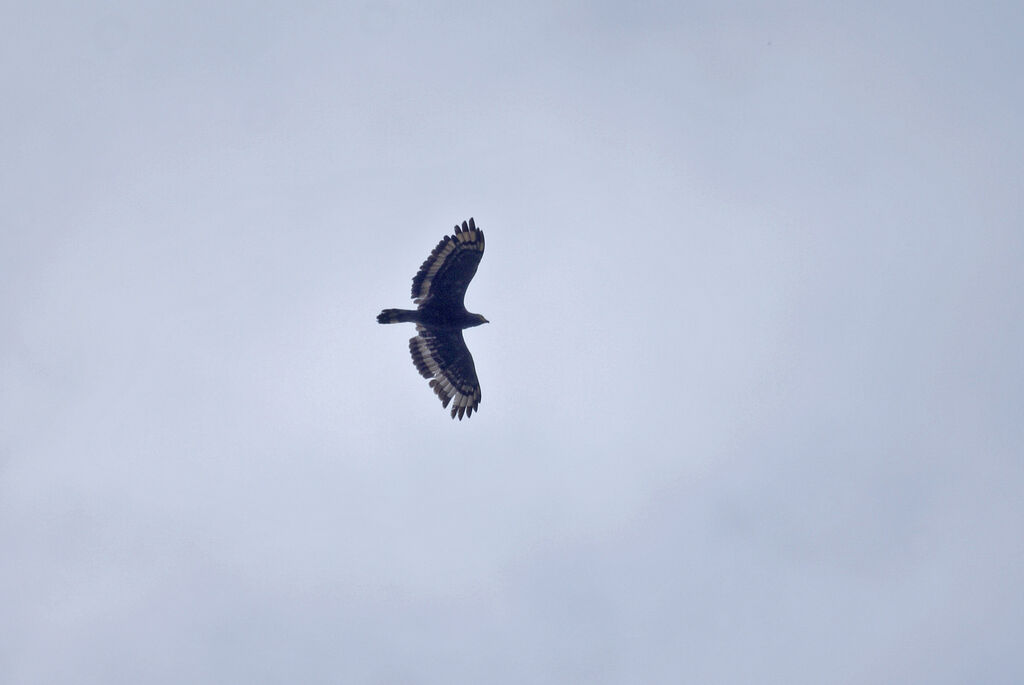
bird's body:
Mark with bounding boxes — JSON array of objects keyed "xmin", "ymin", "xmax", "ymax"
[
  {"xmin": 377, "ymin": 302, "xmax": 486, "ymax": 330},
  {"xmin": 377, "ymin": 218, "xmax": 487, "ymax": 419}
]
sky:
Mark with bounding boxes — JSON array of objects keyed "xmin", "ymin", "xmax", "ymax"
[{"xmin": 2, "ymin": 1, "xmax": 1023, "ymax": 683}]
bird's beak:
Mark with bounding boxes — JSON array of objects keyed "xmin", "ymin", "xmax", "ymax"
[{"xmin": 482, "ymin": 317, "xmax": 490, "ymax": 324}]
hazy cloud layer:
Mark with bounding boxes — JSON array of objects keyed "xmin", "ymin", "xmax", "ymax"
[{"xmin": 3, "ymin": 2, "xmax": 1022, "ymax": 683}]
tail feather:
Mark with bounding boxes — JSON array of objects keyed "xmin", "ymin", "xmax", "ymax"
[{"xmin": 377, "ymin": 308, "xmax": 419, "ymax": 324}]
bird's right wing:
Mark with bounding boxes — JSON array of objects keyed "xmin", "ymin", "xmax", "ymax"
[{"xmin": 410, "ymin": 218, "xmax": 485, "ymax": 307}]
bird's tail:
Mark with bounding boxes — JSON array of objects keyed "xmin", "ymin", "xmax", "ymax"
[{"xmin": 377, "ymin": 308, "xmax": 419, "ymax": 324}]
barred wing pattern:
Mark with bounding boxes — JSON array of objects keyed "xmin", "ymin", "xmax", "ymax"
[
  {"xmin": 409, "ymin": 325, "xmax": 481, "ymax": 420},
  {"xmin": 411, "ymin": 218, "xmax": 484, "ymax": 306}
]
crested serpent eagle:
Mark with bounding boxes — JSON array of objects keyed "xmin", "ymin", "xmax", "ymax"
[{"xmin": 377, "ymin": 218, "xmax": 488, "ymax": 419}]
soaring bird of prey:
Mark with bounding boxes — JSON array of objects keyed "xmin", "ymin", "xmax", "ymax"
[{"xmin": 377, "ymin": 218, "xmax": 488, "ymax": 419}]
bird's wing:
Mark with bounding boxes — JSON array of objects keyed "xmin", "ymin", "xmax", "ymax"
[
  {"xmin": 409, "ymin": 325, "xmax": 481, "ymax": 420},
  {"xmin": 410, "ymin": 218, "xmax": 485, "ymax": 307}
]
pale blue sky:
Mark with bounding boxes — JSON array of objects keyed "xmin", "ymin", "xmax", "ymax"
[{"xmin": 3, "ymin": 2, "xmax": 1022, "ymax": 683}]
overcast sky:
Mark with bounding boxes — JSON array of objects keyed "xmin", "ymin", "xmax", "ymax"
[{"xmin": 3, "ymin": 2, "xmax": 1023, "ymax": 683}]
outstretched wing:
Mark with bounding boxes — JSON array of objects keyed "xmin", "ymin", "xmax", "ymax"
[
  {"xmin": 409, "ymin": 325, "xmax": 481, "ymax": 420},
  {"xmin": 411, "ymin": 218, "xmax": 485, "ymax": 307}
]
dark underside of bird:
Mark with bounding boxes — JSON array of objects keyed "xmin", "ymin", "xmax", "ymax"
[{"xmin": 377, "ymin": 218, "xmax": 487, "ymax": 420}]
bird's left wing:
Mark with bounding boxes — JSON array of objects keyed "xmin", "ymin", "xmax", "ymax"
[{"xmin": 409, "ymin": 325, "xmax": 482, "ymax": 419}]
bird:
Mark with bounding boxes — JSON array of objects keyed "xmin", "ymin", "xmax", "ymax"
[{"xmin": 377, "ymin": 218, "xmax": 488, "ymax": 419}]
